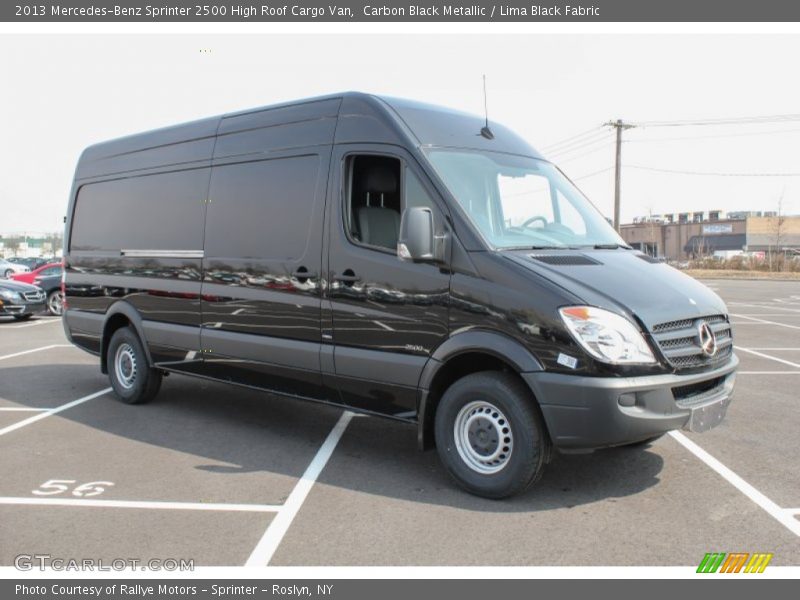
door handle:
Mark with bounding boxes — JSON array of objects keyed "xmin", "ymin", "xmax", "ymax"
[
  {"xmin": 291, "ymin": 267, "xmax": 317, "ymax": 280},
  {"xmin": 334, "ymin": 270, "xmax": 360, "ymax": 285}
]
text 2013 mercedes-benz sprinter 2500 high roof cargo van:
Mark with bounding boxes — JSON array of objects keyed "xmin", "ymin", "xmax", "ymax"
[{"xmin": 63, "ymin": 93, "xmax": 737, "ymax": 498}]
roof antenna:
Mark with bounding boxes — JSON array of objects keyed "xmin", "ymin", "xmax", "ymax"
[{"xmin": 480, "ymin": 75, "xmax": 495, "ymax": 140}]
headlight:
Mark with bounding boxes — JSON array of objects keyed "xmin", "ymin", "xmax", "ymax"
[
  {"xmin": 559, "ymin": 306, "xmax": 656, "ymax": 364},
  {"xmin": 0, "ymin": 290, "xmax": 22, "ymax": 302}
]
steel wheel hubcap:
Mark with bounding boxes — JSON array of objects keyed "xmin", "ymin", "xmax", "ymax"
[
  {"xmin": 114, "ymin": 343, "xmax": 138, "ymax": 390},
  {"xmin": 454, "ymin": 400, "xmax": 514, "ymax": 474}
]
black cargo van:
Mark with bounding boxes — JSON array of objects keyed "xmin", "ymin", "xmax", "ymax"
[{"xmin": 63, "ymin": 93, "xmax": 737, "ymax": 498}]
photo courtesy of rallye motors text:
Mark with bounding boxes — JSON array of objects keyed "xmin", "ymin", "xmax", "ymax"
[
  {"xmin": 15, "ymin": 584, "xmax": 330, "ymax": 596},
  {"xmin": 15, "ymin": 585, "xmax": 202, "ymax": 597},
  {"xmin": 62, "ymin": 92, "xmax": 737, "ymax": 499}
]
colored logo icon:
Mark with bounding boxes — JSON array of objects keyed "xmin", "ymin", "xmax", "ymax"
[{"xmin": 697, "ymin": 552, "xmax": 773, "ymax": 573}]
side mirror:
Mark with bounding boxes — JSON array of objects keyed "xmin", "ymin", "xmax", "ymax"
[{"xmin": 397, "ymin": 207, "xmax": 435, "ymax": 262}]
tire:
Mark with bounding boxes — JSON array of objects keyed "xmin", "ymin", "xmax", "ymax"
[
  {"xmin": 3, "ymin": 269, "xmax": 12, "ymax": 278},
  {"xmin": 107, "ymin": 326, "xmax": 162, "ymax": 404},
  {"xmin": 46, "ymin": 290, "xmax": 64, "ymax": 316},
  {"xmin": 13, "ymin": 314, "xmax": 33, "ymax": 321},
  {"xmin": 434, "ymin": 371, "xmax": 549, "ymax": 499}
]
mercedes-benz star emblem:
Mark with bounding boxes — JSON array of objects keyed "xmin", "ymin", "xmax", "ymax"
[{"xmin": 697, "ymin": 321, "xmax": 717, "ymax": 357}]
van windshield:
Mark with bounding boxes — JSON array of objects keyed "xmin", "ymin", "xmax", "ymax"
[{"xmin": 425, "ymin": 149, "xmax": 627, "ymax": 249}]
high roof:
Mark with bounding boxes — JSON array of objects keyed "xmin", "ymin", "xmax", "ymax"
[{"xmin": 75, "ymin": 92, "xmax": 543, "ymax": 181}]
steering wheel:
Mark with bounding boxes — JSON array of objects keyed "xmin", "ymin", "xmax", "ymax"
[{"xmin": 521, "ymin": 216, "xmax": 548, "ymax": 229}]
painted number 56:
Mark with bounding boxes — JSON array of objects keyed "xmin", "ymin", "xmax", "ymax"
[{"xmin": 32, "ymin": 479, "xmax": 115, "ymax": 497}]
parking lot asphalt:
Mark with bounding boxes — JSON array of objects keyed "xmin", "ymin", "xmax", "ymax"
[{"xmin": 0, "ymin": 279, "xmax": 799, "ymax": 567}]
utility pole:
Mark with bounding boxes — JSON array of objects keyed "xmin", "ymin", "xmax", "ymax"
[{"xmin": 605, "ymin": 119, "xmax": 636, "ymax": 231}]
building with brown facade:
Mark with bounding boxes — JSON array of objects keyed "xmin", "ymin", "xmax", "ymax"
[{"xmin": 619, "ymin": 211, "xmax": 800, "ymax": 261}]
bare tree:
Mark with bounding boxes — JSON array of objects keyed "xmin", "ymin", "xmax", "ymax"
[{"xmin": 769, "ymin": 190, "xmax": 786, "ymax": 272}]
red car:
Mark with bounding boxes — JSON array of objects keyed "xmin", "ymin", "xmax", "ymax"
[{"xmin": 10, "ymin": 262, "xmax": 63, "ymax": 284}]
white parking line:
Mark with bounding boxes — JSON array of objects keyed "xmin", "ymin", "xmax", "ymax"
[
  {"xmin": 745, "ymin": 348, "xmax": 800, "ymax": 351},
  {"xmin": 734, "ymin": 346, "xmax": 800, "ymax": 369},
  {"xmin": 0, "ymin": 388, "xmax": 111, "ymax": 437},
  {"xmin": 732, "ymin": 313, "xmax": 800, "ymax": 317},
  {"xmin": 0, "ymin": 407, "xmax": 51, "ymax": 412},
  {"xmin": 730, "ymin": 314, "xmax": 800, "ymax": 330},
  {"xmin": 0, "ymin": 344, "xmax": 71, "ymax": 362},
  {"xmin": 738, "ymin": 371, "xmax": 800, "ymax": 375},
  {"xmin": 729, "ymin": 303, "xmax": 800, "ymax": 313},
  {"xmin": 4, "ymin": 318, "xmax": 62, "ymax": 330},
  {"xmin": 669, "ymin": 432, "xmax": 800, "ymax": 537},
  {"xmin": 373, "ymin": 320, "xmax": 395, "ymax": 331},
  {"xmin": 0, "ymin": 497, "xmax": 281, "ymax": 513},
  {"xmin": 245, "ymin": 410, "xmax": 354, "ymax": 566}
]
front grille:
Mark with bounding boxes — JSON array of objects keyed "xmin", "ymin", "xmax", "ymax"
[
  {"xmin": 22, "ymin": 290, "xmax": 45, "ymax": 302},
  {"xmin": 650, "ymin": 314, "xmax": 733, "ymax": 371}
]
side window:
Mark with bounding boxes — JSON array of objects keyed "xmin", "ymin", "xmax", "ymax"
[
  {"xmin": 70, "ymin": 169, "xmax": 208, "ymax": 252},
  {"xmin": 41, "ymin": 266, "xmax": 62, "ymax": 277},
  {"xmin": 345, "ymin": 155, "xmax": 402, "ymax": 251},
  {"xmin": 404, "ymin": 166, "xmax": 437, "ymax": 211},
  {"xmin": 205, "ymin": 155, "xmax": 320, "ymax": 260}
]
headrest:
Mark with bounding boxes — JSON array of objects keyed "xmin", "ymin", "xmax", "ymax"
[{"xmin": 362, "ymin": 166, "xmax": 397, "ymax": 194}]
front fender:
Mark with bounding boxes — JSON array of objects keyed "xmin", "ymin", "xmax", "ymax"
[{"xmin": 416, "ymin": 329, "xmax": 544, "ymax": 450}]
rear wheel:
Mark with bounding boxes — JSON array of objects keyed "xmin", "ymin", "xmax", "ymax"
[
  {"xmin": 47, "ymin": 290, "xmax": 64, "ymax": 316},
  {"xmin": 3, "ymin": 269, "xmax": 13, "ymax": 278},
  {"xmin": 435, "ymin": 371, "xmax": 548, "ymax": 499},
  {"xmin": 107, "ymin": 326, "xmax": 162, "ymax": 404}
]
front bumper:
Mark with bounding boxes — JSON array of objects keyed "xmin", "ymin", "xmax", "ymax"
[
  {"xmin": 0, "ymin": 300, "xmax": 46, "ymax": 316},
  {"xmin": 522, "ymin": 354, "xmax": 738, "ymax": 451}
]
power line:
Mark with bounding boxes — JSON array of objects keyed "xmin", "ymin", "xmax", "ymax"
[
  {"xmin": 625, "ymin": 126, "xmax": 800, "ymax": 143},
  {"xmin": 540, "ymin": 126, "xmax": 605, "ymax": 152},
  {"xmin": 547, "ymin": 133, "xmax": 615, "ymax": 158},
  {"xmin": 544, "ymin": 130, "xmax": 610, "ymax": 155},
  {"xmin": 627, "ymin": 165, "xmax": 800, "ymax": 177},
  {"xmin": 568, "ymin": 166, "xmax": 614, "ymax": 182},
  {"xmin": 633, "ymin": 113, "xmax": 800, "ymax": 128},
  {"xmin": 556, "ymin": 142, "xmax": 616, "ymax": 164}
]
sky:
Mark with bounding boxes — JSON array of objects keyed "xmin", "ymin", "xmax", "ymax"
[{"xmin": 1, "ymin": 33, "xmax": 799, "ymax": 233}]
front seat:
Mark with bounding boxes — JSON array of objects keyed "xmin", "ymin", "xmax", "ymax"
[{"xmin": 357, "ymin": 166, "xmax": 400, "ymax": 250}]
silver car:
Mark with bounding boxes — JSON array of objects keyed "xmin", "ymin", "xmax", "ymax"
[{"xmin": 0, "ymin": 259, "xmax": 30, "ymax": 278}]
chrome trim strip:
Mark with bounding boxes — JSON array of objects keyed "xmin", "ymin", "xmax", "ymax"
[{"xmin": 120, "ymin": 249, "xmax": 204, "ymax": 259}]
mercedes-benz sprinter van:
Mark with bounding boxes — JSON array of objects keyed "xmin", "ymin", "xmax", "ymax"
[{"xmin": 63, "ymin": 93, "xmax": 737, "ymax": 498}]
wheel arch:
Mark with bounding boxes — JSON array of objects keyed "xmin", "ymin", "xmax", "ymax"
[
  {"xmin": 100, "ymin": 302, "xmax": 152, "ymax": 374},
  {"xmin": 416, "ymin": 330, "xmax": 545, "ymax": 450}
]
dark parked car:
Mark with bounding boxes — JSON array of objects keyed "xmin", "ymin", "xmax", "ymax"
[
  {"xmin": 0, "ymin": 279, "xmax": 46, "ymax": 320},
  {"xmin": 32, "ymin": 273, "xmax": 64, "ymax": 316},
  {"xmin": 63, "ymin": 93, "xmax": 737, "ymax": 498}
]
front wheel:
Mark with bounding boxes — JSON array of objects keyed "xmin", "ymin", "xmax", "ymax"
[
  {"xmin": 107, "ymin": 326, "xmax": 162, "ymax": 404},
  {"xmin": 435, "ymin": 371, "xmax": 549, "ymax": 499},
  {"xmin": 3, "ymin": 269, "xmax": 13, "ymax": 278},
  {"xmin": 47, "ymin": 290, "xmax": 64, "ymax": 316}
]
